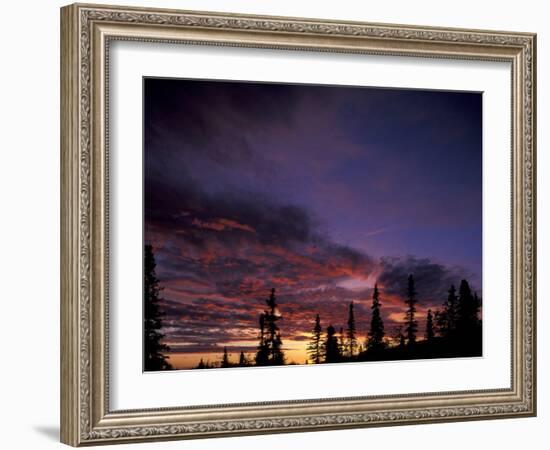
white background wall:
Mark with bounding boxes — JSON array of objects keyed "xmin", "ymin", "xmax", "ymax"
[{"xmin": 0, "ymin": 0, "xmax": 546, "ymax": 448}]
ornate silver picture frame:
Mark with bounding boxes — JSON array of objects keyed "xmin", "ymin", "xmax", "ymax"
[{"xmin": 60, "ymin": 3, "xmax": 536, "ymax": 446}]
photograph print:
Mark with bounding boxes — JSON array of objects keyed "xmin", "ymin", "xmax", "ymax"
[{"xmin": 143, "ymin": 77, "xmax": 482, "ymax": 372}]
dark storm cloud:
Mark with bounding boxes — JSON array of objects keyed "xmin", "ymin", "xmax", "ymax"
[
  {"xmin": 146, "ymin": 173, "xmax": 319, "ymax": 246},
  {"xmin": 378, "ymin": 256, "xmax": 478, "ymax": 304},
  {"xmin": 145, "ymin": 159, "xmax": 374, "ymax": 278}
]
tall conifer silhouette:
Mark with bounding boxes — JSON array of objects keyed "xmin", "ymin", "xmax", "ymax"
[
  {"xmin": 437, "ymin": 284, "xmax": 458, "ymax": 337},
  {"xmin": 221, "ymin": 346, "xmax": 230, "ymax": 368},
  {"xmin": 367, "ymin": 283, "xmax": 385, "ymax": 351},
  {"xmin": 456, "ymin": 280, "xmax": 480, "ymax": 342},
  {"xmin": 404, "ymin": 274, "xmax": 418, "ymax": 347},
  {"xmin": 144, "ymin": 244, "xmax": 172, "ymax": 371},
  {"xmin": 258, "ymin": 288, "xmax": 285, "ymax": 366},
  {"xmin": 255, "ymin": 313, "xmax": 269, "ymax": 366},
  {"xmin": 307, "ymin": 314, "xmax": 323, "ymax": 364}
]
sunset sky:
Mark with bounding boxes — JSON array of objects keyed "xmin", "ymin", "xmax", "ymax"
[{"xmin": 144, "ymin": 77, "xmax": 482, "ymax": 369}]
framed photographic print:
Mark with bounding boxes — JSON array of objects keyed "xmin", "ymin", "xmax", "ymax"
[{"xmin": 60, "ymin": 3, "xmax": 536, "ymax": 446}]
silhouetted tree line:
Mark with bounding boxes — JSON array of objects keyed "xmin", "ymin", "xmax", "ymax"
[
  {"xmin": 143, "ymin": 245, "xmax": 481, "ymax": 371},
  {"xmin": 302, "ymin": 275, "xmax": 481, "ymax": 365},
  {"xmin": 194, "ymin": 274, "xmax": 481, "ymax": 369},
  {"xmin": 195, "ymin": 288, "xmax": 287, "ymax": 369}
]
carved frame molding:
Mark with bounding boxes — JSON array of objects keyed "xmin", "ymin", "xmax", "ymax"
[{"xmin": 61, "ymin": 3, "xmax": 536, "ymax": 446}]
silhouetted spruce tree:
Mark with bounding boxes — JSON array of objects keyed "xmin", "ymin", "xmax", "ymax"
[
  {"xmin": 394, "ymin": 326, "xmax": 406, "ymax": 350},
  {"xmin": 324, "ymin": 324, "xmax": 341, "ymax": 363},
  {"xmin": 306, "ymin": 314, "xmax": 323, "ymax": 364},
  {"xmin": 425, "ymin": 309, "xmax": 435, "ymax": 342},
  {"xmin": 437, "ymin": 285, "xmax": 458, "ymax": 338},
  {"xmin": 238, "ymin": 351, "xmax": 248, "ymax": 367},
  {"xmin": 404, "ymin": 274, "xmax": 418, "ymax": 347},
  {"xmin": 346, "ymin": 302, "xmax": 358, "ymax": 357},
  {"xmin": 263, "ymin": 289, "xmax": 285, "ymax": 365},
  {"xmin": 456, "ymin": 280, "xmax": 480, "ymax": 341},
  {"xmin": 367, "ymin": 284, "xmax": 385, "ymax": 351},
  {"xmin": 272, "ymin": 332, "xmax": 285, "ymax": 365},
  {"xmin": 144, "ymin": 244, "xmax": 172, "ymax": 371},
  {"xmin": 221, "ymin": 346, "xmax": 230, "ymax": 368},
  {"xmin": 197, "ymin": 358, "xmax": 206, "ymax": 369},
  {"xmin": 255, "ymin": 313, "xmax": 269, "ymax": 366}
]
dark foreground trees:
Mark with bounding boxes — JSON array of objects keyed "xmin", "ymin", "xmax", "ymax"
[
  {"xmin": 324, "ymin": 324, "xmax": 341, "ymax": 363},
  {"xmin": 307, "ymin": 314, "xmax": 324, "ymax": 364},
  {"xmin": 436, "ymin": 285, "xmax": 458, "ymax": 337},
  {"xmin": 255, "ymin": 288, "xmax": 285, "ymax": 366},
  {"xmin": 425, "ymin": 309, "xmax": 435, "ymax": 342},
  {"xmin": 144, "ymin": 245, "xmax": 172, "ymax": 371},
  {"xmin": 221, "ymin": 347, "xmax": 230, "ymax": 368},
  {"xmin": 192, "ymin": 274, "xmax": 482, "ymax": 370},
  {"xmin": 435, "ymin": 279, "xmax": 482, "ymax": 353},
  {"xmin": 367, "ymin": 284, "xmax": 385, "ymax": 352},
  {"xmin": 404, "ymin": 275, "xmax": 418, "ymax": 347}
]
